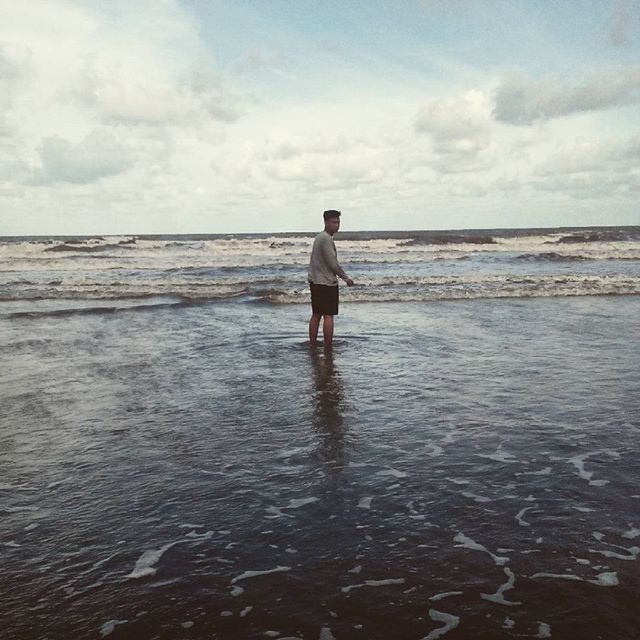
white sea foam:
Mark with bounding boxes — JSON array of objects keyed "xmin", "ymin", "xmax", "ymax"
[
  {"xmin": 286, "ymin": 497, "xmax": 320, "ymax": 509},
  {"xmin": 589, "ymin": 572, "xmax": 619, "ymax": 586},
  {"xmin": 531, "ymin": 572, "xmax": 583, "ymax": 581},
  {"xmin": 406, "ymin": 501, "xmax": 419, "ymax": 514},
  {"xmin": 125, "ymin": 541, "xmax": 184, "ymax": 579},
  {"xmin": 481, "ymin": 567, "xmax": 522, "ymax": 606},
  {"xmin": 341, "ymin": 578, "xmax": 405, "ymax": 593},
  {"xmin": 231, "ymin": 566, "xmax": 291, "ymax": 583},
  {"xmin": 100, "ymin": 620, "xmax": 128, "ymax": 637},
  {"xmin": 515, "ymin": 506, "xmax": 535, "ymax": 526},
  {"xmin": 422, "ymin": 609, "xmax": 460, "ymax": 640},
  {"xmin": 426, "ymin": 444, "xmax": 444, "ymax": 457},
  {"xmin": 78, "ymin": 553, "xmax": 120, "ymax": 577},
  {"xmin": 568, "ymin": 450, "xmax": 620, "ymax": 485},
  {"xmin": 478, "ymin": 447, "xmax": 518, "ymax": 463},
  {"xmin": 429, "ymin": 591, "xmax": 463, "ymax": 601},
  {"xmin": 265, "ymin": 506, "xmax": 291, "ymax": 519},
  {"xmin": 589, "ymin": 546, "xmax": 640, "ymax": 560},
  {"xmin": 521, "ymin": 467, "xmax": 552, "ymax": 476},
  {"xmin": 453, "ymin": 533, "xmax": 509, "ymax": 565},
  {"xmin": 184, "ymin": 530, "xmax": 214, "ymax": 539},
  {"xmin": 461, "ymin": 492, "xmax": 492, "ymax": 503},
  {"xmin": 319, "ymin": 627, "xmax": 336, "ymax": 640},
  {"xmin": 375, "ymin": 469, "xmax": 407, "ymax": 479}
]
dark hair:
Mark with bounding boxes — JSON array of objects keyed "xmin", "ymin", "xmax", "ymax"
[{"xmin": 323, "ymin": 209, "xmax": 341, "ymax": 221}]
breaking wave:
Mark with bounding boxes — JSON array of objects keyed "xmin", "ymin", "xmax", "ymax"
[
  {"xmin": 400, "ymin": 234, "xmax": 497, "ymax": 246},
  {"xmin": 256, "ymin": 276, "xmax": 640, "ymax": 305},
  {"xmin": 517, "ymin": 252, "xmax": 590, "ymax": 262},
  {"xmin": 2, "ymin": 228, "xmax": 639, "ymax": 316}
]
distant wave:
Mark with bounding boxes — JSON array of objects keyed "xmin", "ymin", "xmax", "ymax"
[
  {"xmin": 44, "ymin": 242, "xmax": 134, "ymax": 253},
  {"xmin": 516, "ymin": 252, "xmax": 589, "ymax": 262},
  {"xmin": 516, "ymin": 251, "xmax": 640, "ymax": 262},
  {"xmin": 400, "ymin": 234, "xmax": 496, "ymax": 246},
  {"xmin": 4, "ymin": 274, "xmax": 640, "ymax": 303},
  {"xmin": 3, "ymin": 228, "xmax": 639, "ymax": 316},
  {"xmin": 7, "ymin": 282, "xmax": 638, "ymax": 317},
  {"xmin": 551, "ymin": 229, "xmax": 636, "ymax": 244},
  {"xmin": 0, "ymin": 286, "xmax": 249, "ymax": 303},
  {"xmin": 257, "ymin": 286, "xmax": 640, "ymax": 305},
  {"xmin": 4, "ymin": 300, "xmax": 196, "ymax": 319}
]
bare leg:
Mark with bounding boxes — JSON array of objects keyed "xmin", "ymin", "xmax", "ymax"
[
  {"xmin": 309, "ymin": 313, "xmax": 321, "ymax": 344},
  {"xmin": 323, "ymin": 315, "xmax": 334, "ymax": 348}
]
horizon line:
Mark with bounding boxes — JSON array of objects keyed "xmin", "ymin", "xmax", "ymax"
[{"xmin": 2, "ymin": 223, "xmax": 639, "ymax": 240}]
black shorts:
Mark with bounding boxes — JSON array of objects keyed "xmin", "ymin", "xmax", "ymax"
[{"xmin": 310, "ymin": 283, "xmax": 339, "ymax": 316}]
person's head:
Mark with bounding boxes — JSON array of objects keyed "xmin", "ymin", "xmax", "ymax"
[{"xmin": 323, "ymin": 209, "xmax": 341, "ymax": 235}]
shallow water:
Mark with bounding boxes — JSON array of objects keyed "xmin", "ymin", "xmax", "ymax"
[{"xmin": 2, "ymin": 295, "xmax": 639, "ymax": 639}]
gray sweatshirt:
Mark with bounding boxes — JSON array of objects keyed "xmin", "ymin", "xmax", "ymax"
[{"xmin": 308, "ymin": 231, "xmax": 349, "ymax": 286}]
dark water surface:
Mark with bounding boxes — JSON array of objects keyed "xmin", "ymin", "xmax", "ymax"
[{"xmin": 2, "ymin": 296, "xmax": 639, "ymax": 639}]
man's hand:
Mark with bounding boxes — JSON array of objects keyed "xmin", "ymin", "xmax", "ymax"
[{"xmin": 345, "ymin": 278, "xmax": 355, "ymax": 287}]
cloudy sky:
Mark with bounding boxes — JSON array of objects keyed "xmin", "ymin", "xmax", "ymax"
[{"xmin": 1, "ymin": 0, "xmax": 639, "ymax": 235}]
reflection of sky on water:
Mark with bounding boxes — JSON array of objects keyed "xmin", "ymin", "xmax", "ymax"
[{"xmin": 309, "ymin": 347, "xmax": 346, "ymax": 471}]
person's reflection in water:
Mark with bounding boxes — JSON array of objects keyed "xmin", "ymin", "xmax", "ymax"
[{"xmin": 309, "ymin": 347, "xmax": 346, "ymax": 472}]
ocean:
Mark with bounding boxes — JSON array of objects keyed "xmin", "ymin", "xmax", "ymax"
[{"xmin": 1, "ymin": 226, "xmax": 639, "ymax": 639}]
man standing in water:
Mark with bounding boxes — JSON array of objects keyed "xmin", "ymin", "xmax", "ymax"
[{"xmin": 308, "ymin": 210, "xmax": 354, "ymax": 347}]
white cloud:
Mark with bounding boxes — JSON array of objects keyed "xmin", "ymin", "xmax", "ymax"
[
  {"xmin": 0, "ymin": 0, "xmax": 248, "ymax": 231},
  {"xmin": 72, "ymin": 56, "xmax": 241, "ymax": 126},
  {"xmin": 524, "ymin": 133, "xmax": 640, "ymax": 203},
  {"xmin": 0, "ymin": 1, "xmax": 241, "ymax": 136},
  {"xmin": 0, "ymin": 41, "xmax": 32, "ymax": 136},
  {"xmin": 34, "ymin": 129, "xmax": 132, "ymax": 184},
  {"xmin": 533, "ymin": 135, "xmax": 640, "ymax": 177},
  {"xmin": 494, "ymin": 67, "xmax": 640, "ymax": 124},
  {"xmin": 0, "ymin": 0, "xmax": 638, "ymax": 234},
  {"xmin": 530, "ymin": 172, "xmax": 637, "ymax": 200},
  {"xmin": 414, "ymin": 90, "xmax": 493, "ymax": 172},
  {"xmin": 608, "ymin": 0, "xmax": 639, "ymax": 46}
]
